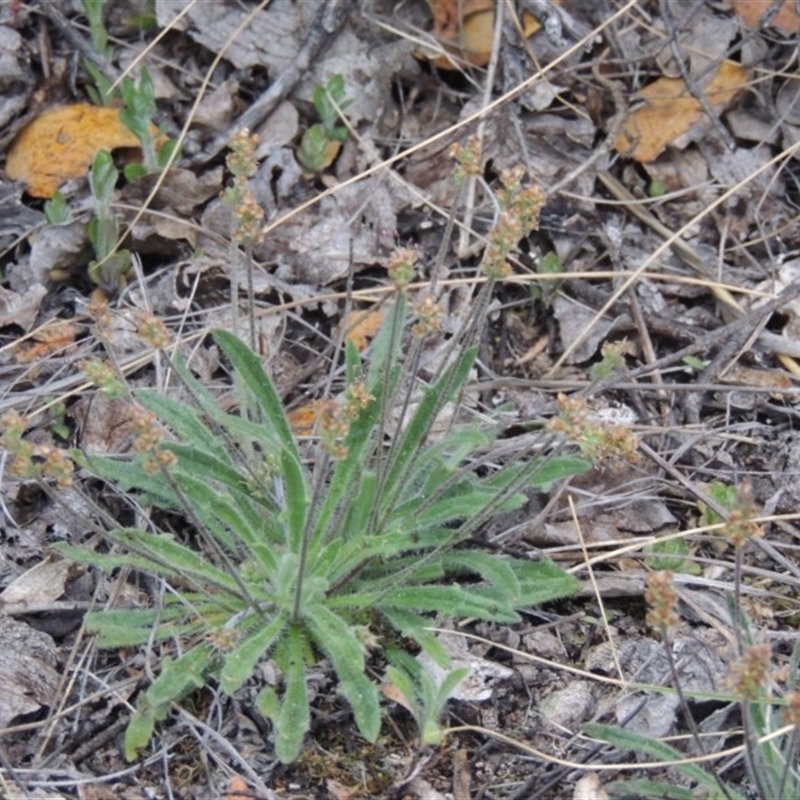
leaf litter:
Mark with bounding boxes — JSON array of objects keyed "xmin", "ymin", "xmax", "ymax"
[{"xmin": 2, "ymin": 0, "xmax": 800, "ymax": 797}]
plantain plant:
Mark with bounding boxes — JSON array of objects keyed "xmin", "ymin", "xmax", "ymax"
[{"xmin": 62, "ymin": 249, "xmax": 589, "ymax": 764}]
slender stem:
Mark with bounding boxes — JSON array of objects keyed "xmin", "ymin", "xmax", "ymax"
[
  {"xmin": 777, "ymin": 725, "xmax": 799, "ymax": 799},
  {"xmin": 660, "ymin": 626, "xmax": 735, "ymax": 800},
  {"xmin": 245, "ymin": 242, "xmax": 256, "ymax": 350}
]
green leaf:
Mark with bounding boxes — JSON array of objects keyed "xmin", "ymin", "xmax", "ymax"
[
  {"xmin": 605, "ymin": 778, "xmax": 695, "ymax": 799},
  {"xmin": 313, "ymin": 74, "xmax": 351, "ymax": 134},
  {"xmin": 157, "ymin": 138, "xmax": 180, "ymax": 169},
  {"xmin": 164, "ymin": 442, "xmax": 248, "ymax": 497},
  {"xmin": 70, "ymin": 450, "xmax": 178, "ymax": 508},
  {"xmin": 81, "ymin": 0, "xmax": 109, "ymax": 55},
  {"xmin": 117, "ymin": 529, "xmax": 246, "ymax": 598},
  {"xmin": 306, "ymin": 605, "xmax": 380, "ymax": 742},
  {"xmin": 256, "ymin": 685, "xmax": 279, "ymax": 722},
  {"xmin": 511, "ymin": 558, "xmax": 580, "ymax": 606},
  {"xmin": 89, "ymin": 150, "xmax": 118, "ymax": 209},
  {"xmin": 439, "ymin": 552, "xmax": 519, "ymax": 601},
  {"xmin": 404, "ymin": 485, "xmax": 501, "ymax": 530},
  {"xmin": 220, "ymin": 614, "xmax": 288, "ymax": 694},
  {"xmin": 124, "ymin": 706, "xmax": 157, "ymax": 762},
  {"xmin": 367, "ymin": 296, "xmax": 406, "ymax": 390},
  {"xmin": 312, "ymin": 391, "xmax": 381, "ymax": 542},
  {"xmin": 297, "ymin": 124, "xmax": 335, "ymax": 172},
  {"xmin": 585, "ymin": 723, "xmax": 744, "ymax": 800},
  {"xmin": 538, "ymin": 251, "xmax": 562, "ymax": 275},
  {"xmin": 83, "ymin": 59, "xmax": 115, "ymax": 105},
  {"xmin": 337, "ymin": 469, "xmax": 377, "ymax": 542},
  {"xmin": 83, "ymin": 608, "xmax": 175, "ymax": 647},
  {"xmin": 422, "ymin": 665, "xmax": 468, "ymax": 745},
  {"xmin": 280, "ymin": 447, "xmax": 309, "ymax": 552},
  {"xmin": 381, "ymin": 345, "xmax": 478, "ymax": 507},
  {"xmin": 88, "ymin": 250, "xmax": 131, "ymax": 293},
  {"xmin": 44, "ymin": 191, "xmax": 70, "ymax": 224},
  {"xmin": 213, "ymin": 329, "xmax": 299, "ymax": 458},
  {"xmin": 643, "ymin": 537, "xmax": 700, "ymax": 574},
  {"xmin": 145, "ymin": 643, "xmax": 214, "ymax": 709},
  {"xmin": 125, "ymin": 643, "xmax": 215, "ymax": 761},
  {"xmin": 385, "ymin": 664, "xmax": 419, "ymax": 715},
  {"xmin": 274, "ymin": 626, "xmax": 311, "ymax": 763},
  {"xmin": 435, "ymin": 666, "xmax": 469, "ymax": 708},
  {"xmin": 682, "ymin": 355, "xmax": 706, "ymax": 372},
  {"xmin": 383, "ymin": 609, "xmax": 451, "ymax": 667},
  {"xmin": 87, "ymin": 214, "xmax": 118, "ymax": 261},
  {"xmin": 527, "ymin": 455, "xmax": 592, "ymax": 489},
  {"xmin": 123, "ymin": 163, "xmax": 148, "ymax": 183},
  {"xmin": 55, "ymin": 542, "xmax": 180, "ymax": 583},
  {"xmin": 381, "ymin": 585, "xmax": 520, "ymax": 623}
]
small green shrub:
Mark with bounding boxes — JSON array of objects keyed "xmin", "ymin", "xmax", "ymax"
[
  {"xmin": 297, "ymin": 74, "xmax": 352, "ymax": 172},
  {"xmin": 82, "ymin": 68, "xmax": 179, "ymax": 291},
  {"xmin": 62, "ymin": 290, "xmax": 590, "ymax": 763},
  {"xmin": 86, "ymin": 149, "xmax": 131, "ymax": 293},
  {"xmin": 119, "ymin": 67, "xmax": 179, "ymax": 179}
]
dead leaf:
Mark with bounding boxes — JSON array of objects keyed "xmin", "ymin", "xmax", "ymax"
[
  {"xmin": 287, "ymin": 401, "xmax": 322, "ymax": 436},
  {"xmin": 0, "ymin": 616, "xmax": 60, "ymax": 727},
  {"xmin": 0, "ymin": 284, "xmax": 47, "ymax": 332},
  {"xmin": 14, "ymin": 319, "xmax": 79, "ymax": 363},
  {"xmin": 729, "ymin": 0, "xmax": 800, "ymax": 34},
  {"xmin": 427, "ymin": 0, "xmax": 495, "ymax": 67},
  {"xmin": 424, "ymin": 0, "xmax": 541, "ymax": 69},
  {"xmin": 224, "ymin": 776, "xmax": 250, "ymax": 800},
  {"xmin": 6, "ymin": 104, "xmax": 142, "ymax": 198},
  {"xmin": 0, "ymin": 555, "xmax": 70, "ymax": 605},
  {"xmin": 573, "ymin": 773, "xmax": 609, "ymax": 800},
  {"xmin": 340, "ymin": 307, "xmax": 384, "ymax": 351},
  {"xmin": 615, "ymin": 60, "xmax": 747, "ymax": 163}
]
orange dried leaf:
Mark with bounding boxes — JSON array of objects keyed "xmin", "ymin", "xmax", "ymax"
[
  {"xmin": 224, "ymin": 775, "xmax": 250, "ymax": 800},
  {"xmin": 6, "ymin": 104, "xmax": 142, "ymax": 198},
  {"xmin": 340, "ymin": 307, "xmax": 384, "ymax": 351},
  {"xmin": 428, "ymin": 0, "xmax": 494, "ymax": 40},
  {"xmin": 287, "ymin": 401, "xmax": 322, "ymax": 435},
  {"xmin": 615, "ymin": 60, "xmax": 747, "ymax": 163},
  {"xmin": 424, "ymin": 0, "xmax": 540, "ymax": 69},
  {"xmin": 729, "ymin": 0, "xmax": 800, "ymax": 34},
  {"xmin": 14, "ymin": 319, "xmax": 78, "ymax": 363}
]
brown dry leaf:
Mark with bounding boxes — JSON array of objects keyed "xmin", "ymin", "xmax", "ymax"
[
  {"xmin": 224, "ymin": 776, "xmax": 250, "ymax": 800},
  {"xmin": 287, "ymin": 401, "xmax": 322, "ymax": 436},
  {"xmin": 6, "ymin": 104, "xmax": 142, "ymax": 198},
  {"xmin": 424, "ymin": 0, "xmax": 541, "ymax": 69},
  {"xmin": 729, "ymin": 0, "xmax": 800, "ymax": 34},
  {"xmin": 615, "ymin": 60, "xmax": 747, "ymax": 163},
  {"xmin": 14, "ymin": 319, "xmax": 78, "ymax": 363},
  {"xmin": 340, "ymin": 307, "xmax": 385, "ymax": 351},
  {"xmin": 0, "ymin": 284, "xmax": 47, "ymax": 332},
  {"xmin": 721, "ymin": 364, "xmax": 793, "ymax": 391},
  {"xmin": 0, "ymin": 555, "xmax": 70, "ymax": 605},
  {"xmin": 573, "ymin": 773, "xmax": 609, "ymax": 800}
]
